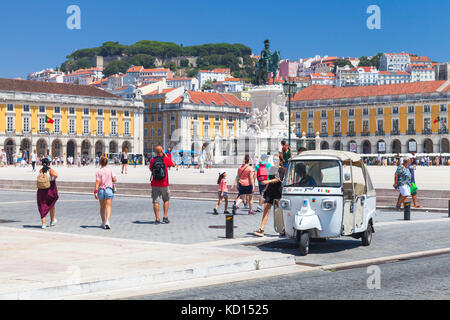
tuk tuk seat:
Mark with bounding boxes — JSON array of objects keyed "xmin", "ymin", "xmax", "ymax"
[{"xmin": 343, "ymin": 182, "xmax": 365, "ymax": 198}]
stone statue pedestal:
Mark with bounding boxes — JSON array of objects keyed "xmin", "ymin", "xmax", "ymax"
[{"xmin": 245, "ymin": 85, "xmax": 289, "ymax": 157}]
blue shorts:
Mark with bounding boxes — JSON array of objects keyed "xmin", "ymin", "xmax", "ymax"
[
  {"xmin": 218, "ymin": 191, "xmax": 228, "ymax": 198},
  {"xmin": 258, "ymin": 183, "xmax": 267, "ymax": 195},
  {"xmin": 98, "ymin": 188, "xmax": 114, "ymax": 200}
]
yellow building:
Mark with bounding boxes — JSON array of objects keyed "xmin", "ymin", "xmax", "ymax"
[
  {"xmin": 143, "ymin": 88, "xmax": 250, "ymax": 155},
  {"xmin": 0, "ymin": 78, "xmax": 143, "ymax": 162},
  {"xmin": 292, "ymin": 80, "xmax": 450, "ymax": 154}
]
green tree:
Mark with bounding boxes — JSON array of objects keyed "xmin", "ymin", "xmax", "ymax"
[
  {"xmin": 358, "ymin": 56, "xmax": 372, "ymax": 67},
  {"xmin": 370, "ymin": 53, "xmax": 383, "ymax": 69},
  {"xmin": 202, "ymin": 79, "xmax": 214, "ymax": 90},
  {"xmin": 333, "ymin": 58, "xmax": 353, "ymax": 73},
  {"xmin": 103, "ymin": 60, "xmax": 129, "ymax": 77}
]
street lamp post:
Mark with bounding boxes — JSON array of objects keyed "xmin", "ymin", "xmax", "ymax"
[{"xmin": 283, "ymin": 81, "xmax": 297, "ymax": 146}]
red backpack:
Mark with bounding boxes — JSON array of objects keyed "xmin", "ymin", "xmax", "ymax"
[{"xmin": 256, "ymin": 162, "xmax": 269, "ymax": 182}]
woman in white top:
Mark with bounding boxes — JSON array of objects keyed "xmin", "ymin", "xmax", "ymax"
[{"xmin": 94, "ymin": 156, "xmax": 117, "ymax": 229}]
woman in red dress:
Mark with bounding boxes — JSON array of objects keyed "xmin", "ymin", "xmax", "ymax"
[{"xmin": 37, "ymin": 158, "xmax": 59, "ymax": 228}]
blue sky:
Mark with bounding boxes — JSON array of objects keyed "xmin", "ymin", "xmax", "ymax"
[{"xmin": 0, "ymin": 0, "xmax": 448, "ymax": 78}]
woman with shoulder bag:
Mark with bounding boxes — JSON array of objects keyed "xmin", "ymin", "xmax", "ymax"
[
  {"xmin": 94, "ymin": 156, "xmax": 117, "ymax": 229},
  {"xmin": 37, "ymin": 158, "xmax": 59, "ymax": 229},
  {"xmin": 231, "ymin": 155, "xmax": 255, "ymax": 215}
]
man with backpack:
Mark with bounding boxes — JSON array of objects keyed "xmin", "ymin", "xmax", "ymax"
[
  {"xmin": 254, "ymin": 154, "xmax": 272, "ymax": 213},
  {"xmin": 150, "ymin": 145, "xmax": 174, "ymax": 224}
]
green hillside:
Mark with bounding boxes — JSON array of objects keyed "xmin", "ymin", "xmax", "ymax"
[{"xmin": 61, "ymin": 41, "xmax": 255, "ymax": 79}]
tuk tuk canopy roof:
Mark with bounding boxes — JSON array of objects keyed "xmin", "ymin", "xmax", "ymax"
[{"xmin": 292, "ymin": 150, "xmax": 362, "ymax": 163}]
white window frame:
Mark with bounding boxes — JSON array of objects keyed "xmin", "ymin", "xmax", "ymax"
[
  {"xmin": 69, "ymin": 118, "xmax": 76, "ymax": 135},
  {"xmin": 54, "ymin": 119, "xmax": 61, "ymax": 133}
]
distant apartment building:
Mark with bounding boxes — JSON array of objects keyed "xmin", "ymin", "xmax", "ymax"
[
  {"xmin": 378, "ymin": 71, "xmax": 411, "ymax": 85},
  {"xmin": 357, "ymin": 66, "xmax": 378, "ymax": 86},
  {"xmin": 435, "ymin": 62, "xmax": 450, "ymax": 81},
  {"xmin": 279, "ymin": 60, "xmax": 300, "ymax": 79},
  {"xmin": 311, "ymin": 57, "xmax": 338, "ymax": 74},
  {"xmin": 197, "ymin": 68, "xmax": 231, "ymax": 89},
  {"xmin": 379, "ymin": 53, "xmax": 411, "ymax": 72},
  {"xmin": 27, "ymin": 68, "xmax": 65, "ymax": 83},
  {"xmin": 409, "ymin": 64, "xmax": 435, "ymax": 82},
  {"xmin": 336, "ymin": 66, "xmax": 359, "ymax": 87},
  {"xmin": 124, "ymin": 66, "xmax": 173, "ymax": 85},
  {"xmin": 63, "ymin": 68, "xmax": 103, "ymax": 85},
  {"xmin": 212, "ymin": 78, "xmax": 244, "ymax": 93},
  {"xmin": 409, "ymin": 55, "xmax": 432, "ymax": 67},
  {"xmin": 310, "ymin": 73, "xmax": 336, "ymax": 86},
  {"xmin": 167, "ymin": 77, "xmax": 199, "ymax": 91}
]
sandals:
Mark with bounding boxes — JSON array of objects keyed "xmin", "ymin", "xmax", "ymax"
[{"xmin": 253, "ymin": 228, "xmax": 265, "ymax": 237}]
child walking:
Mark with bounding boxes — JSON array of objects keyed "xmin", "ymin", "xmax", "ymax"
[{"xmin": 214, "ymin": 171, "xmax": 230, "ymax": 214}]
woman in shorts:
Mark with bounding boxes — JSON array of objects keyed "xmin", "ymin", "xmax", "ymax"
[
  {"xmin": 94, "ymin": 156, "xmax": 117, "ymax": 229},
  {"xmin": 231, "ymin": 155, "xmax": 255, "ymax": 215},
  {"xmin": 394, "ymin": 155, "xmax": 413, "ymax": 210}
]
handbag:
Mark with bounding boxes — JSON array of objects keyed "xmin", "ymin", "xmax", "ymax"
[{"xmin": 410, "ymin": 182, "xmax": 418, "ymax": 194}]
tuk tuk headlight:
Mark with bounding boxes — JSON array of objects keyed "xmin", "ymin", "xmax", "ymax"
[
  {"xmin": 321, "ymin": 199, "xmax": 336, "ymax": 211},
  {"xmin": 279, "ymin": 199, "xmax": 291, "ymax": 210}
]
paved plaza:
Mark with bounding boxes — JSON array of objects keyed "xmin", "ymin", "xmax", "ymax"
[
  {"xmin": 0, "ymin": 189, "xmax": 449, "ymax": 299},
  {"xmin": 1, "ymin": 163, "xmax": 450, "ymax": 190}
]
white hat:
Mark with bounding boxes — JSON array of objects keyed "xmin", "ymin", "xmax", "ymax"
[
  {"xmin": 404, "ymin": 154, "xmax": 413, "ymax": 161},
  {"xmin": 260, "ymin": 154, "xmax": 269, "ymax": 161},
  {"xmin": 218, "ymin": 170, "xmax": 226, "ymax": 175}
]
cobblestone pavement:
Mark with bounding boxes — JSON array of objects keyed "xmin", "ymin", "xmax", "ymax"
[
  {"xmin": 1, "ymin": 164, "xmax": 450, "ymax": 189},
  {"xmin": 128, "ymin": 254, "xmax": 450, "ymax": 300},
  {"xmin": 0, "ymin": 190, "xmax": 448, "ymax": 266}
]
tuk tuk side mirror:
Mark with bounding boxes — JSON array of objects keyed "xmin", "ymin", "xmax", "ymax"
[{"xmin": 344, "ymin": 173, "xmax": 351, "ymax": 181}]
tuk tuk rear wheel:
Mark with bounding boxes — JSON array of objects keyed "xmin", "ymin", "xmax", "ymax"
[
  {"xmin": 362, "ymin": 223, "xmax": 373, "ymax": 246},
  {"xmin": 298, "ymin": 231, "xmax": 310, "ymax": 256}
]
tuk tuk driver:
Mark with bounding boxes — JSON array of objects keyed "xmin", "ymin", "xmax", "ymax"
[{"xmin": 295, "ymin": 163, "xmax": 316, "ymax": 187}]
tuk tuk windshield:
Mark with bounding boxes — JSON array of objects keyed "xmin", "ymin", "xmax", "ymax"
[{"xmin": 284, "ymin": 160, "xmax": 341, "ymax": 188}]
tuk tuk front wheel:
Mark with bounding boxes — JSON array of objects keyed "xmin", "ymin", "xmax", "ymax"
[
  {"xmin": 361, "ymin": 222, "xmax": 373, "ymax": 246},
  {"xmin": 298, "ymin": 231, "xmax": 310, "ymax": 256}
]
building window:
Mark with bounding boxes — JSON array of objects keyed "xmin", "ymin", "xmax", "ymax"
[
  {"xmin": 321, "ymin": 110, "xmax": 327, "ymax": 118},
  {"xmin": 39, "ymin": 106, "xmax": 45, "ymax": 113},
  {"xmin": 334, "ymin": 110, "xmax": 340, "ymax": 118},
  {"xmin": 377, "ymin": 120, "xmax": 384, "ymax": 132},
  {"xmin": 124, "ymin": 111, "xmax": 130, "ymax": 117},
  {"xmin": 171, "ymin": 114, "xmax": 175, "ymax": 122},
  {"xmin": 98, "ymin": 109, "xmax": 103, "ymax": 116},
  {"xmin": 228, "ymin": 126, "xmax": 233, "ymax": 137},
  {"xmin": 158, "ymin": 102, "xmax": 162, "ymax": 110},
  {"xmin": 363, "ymin": 120, "xmax": 369, "ymax": 134},
  {"xmin": 97, "ymin": 120, "xmax": 104, "ymax": 135},
  {"xmin": 204, "ymin": 124, "xmax": 209, "ymax": 137},
  {"xmin": 151, "ymin": 128, "xmax": 155, "ymax": 137},
  {"xmin": 363, "ymin": 108, "xmax": 369, "ymax": 116},
  {"xmin": 54, "ymin": 119, "xmax": 60, "ymax": 133},
  {"xmin": 144, "ymin": 129, "xmax": 148, "ymax": 137},
  {"xmin": 83, "ymin": 120, "xmax": 90, "ymax": 135},
  {"xmin": 23, "ymin": 105, "xmax": 30, "ymax": 112},
  {"xmin": 69, "ymin": 107, "xmax": 75, "ymax": 114},
  {"xmin": 408, "ymin": 106, "xmax": 415, "ymax": 113},
  {"xmin": 23, "ymin": 117, "xmax": 30, "ymax": 133},
  {"xmin": 424, "ymin": 105, "xmax": 431, "ymax": 113},
  {"xmin": 111, "ymin": 120, "xmax": 117, "ymax": 135},
  {"xmin": 424, "ymin": 118, "xmax": 431, "ymax": 131},
  {"xmin": 348, "ymin": 109, "xmax": 355, "ymax": 117},
  {"xmin": 111, "ymin": 110, "xmax": 116, "ymax": 117},
  {"xmin": 193, "ymin": 125, "xmax": 198, "ymax": 137},
  {"xmin": 377, "ymin": 107, "xmax": 384, "ymax": 115},
  {"xmin": 124, "ymin": 121, "xmax": 130, "ymax": 135},
  {"xmin": 151, "ymin": 115, "xmax": 155, "ymax": 123},
  {"xmin": 335, "ymin": 121, "xmax": 340, "ymax": 133},
  {"xmin": 144, "ymin": 115, "xmax": 148, "ymax": 123},
  {"xmin": 157, "ymin": 128, "xmax": 161, "ymax": 136},
  {"xmin": 295, "ymin": 112, "xmax": 301, "ymax": 120},
  {"xmin": 392, "ymin": 106, "xmax": 399, "ymax": 114},
  {"xmin": 215, "ymin": 115, "xmax": 220, "ymax": 121},
  {"xmin": 440, "ymin": 104, "xmax": 448, "ymax": 112},
  {"xmin": 39, "ymin": 117, "xmax": 46, "ymax": 133},
  {"xmin": 7, "ymin": 116, "xmax": 14, "ymax": 132},
  {"xmin": 194, "ymin": 114, "xmax": 198, "ymax": 121},
  {"xmin": 307, "ymin": 122, "xmax": 313, "ymax": 134},
  {"xmin": 440, "ymin": 117, "xmax": 448, "ymax": 131},
  {"xmin": 7, "ymin": 104, "xmax": 14, "ymax": 112},
  {"xmin": 228, "ymin": 116, "xmax": 233, "ymax": 122},
  {"xmin": 392, "ymin": 119, "xmax": 399, "ymax": 132},
  {"xmin": 54, "ymin": 106, "xmax": 60, "ymax": 114},
  {"xmin": 69, "ymin": 119, "xmax": 76, "ymax": 134},
  {"xmin": 151, "ymin": 103, "xmax": 155, "ymax": 111},
  {"xmin": 157, "ymin": 114, "xmax": 162, "ymax": 122},
  {"xmin": 170, "ymin": 124, "xmax": 176, "ymax": 138},
  {"xmin": 204, "ymin": 115, "xmax": 209, "ymax": 121},
  {"xmin": 321, "ymin": 121, "xmax": 327, "ymax": 133},
  {"xmin": 308, "ymin": 111, "xmax": 313, "ymax": 119},
  {"xmin": 408, "ymin": 118, "xmax": 415, "ymax": 131}
]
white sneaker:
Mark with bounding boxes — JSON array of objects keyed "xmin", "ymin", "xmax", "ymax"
[
  {"xmin": 41, "ymin": 224, "xmax": 47, "ymax": 229},
  {"xmin": 105, "ymin": 222, "xmax": 111, "ymax": 230},
  {"xmin": 50, "ymin": 219, "xmax": 57, "ymax": 227}
]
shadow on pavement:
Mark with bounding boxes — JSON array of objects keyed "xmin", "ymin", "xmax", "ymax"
[
  {"xmin": 132, "ymin": 220, "xmax": 158, "ymax": 225},
  {"xmin": 22, "ymin": 225, "xmax": 42, "ymax": 229},
  {"xmin": 80, "ymin": 225, "xmax": 104, "ymax": 229}
]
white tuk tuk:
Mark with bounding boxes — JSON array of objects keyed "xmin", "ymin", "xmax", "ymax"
[{"xmin": 274, "ymin": 150, "xmax": 376, "ymax": 256}]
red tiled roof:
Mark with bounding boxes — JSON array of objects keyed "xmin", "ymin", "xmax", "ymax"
[
  {"xmin": 144, "ymin": 88, "xmax": 177, "ymax": 96},
  {"xmin": 0, "ymin": 78, "xmax": 120, "ymax": 99},
  {"xmin": 293, "ymin": 81, "xmax": 449, "ymax": 102},
  {"xmin": 141, "ymin": 68, "xmax": 170, "ymax": 73},
  {"xmin": 181, "ymin": 91, "xmax": 250, "ymax": 108}
]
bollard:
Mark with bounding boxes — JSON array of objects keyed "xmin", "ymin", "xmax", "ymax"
[
  {"xmin": 404, "ymin": 202, "xmax": 411, "ymax": 220},
  {"xmin": 225, "ymin": 215, "xmax": 234, "ymax": 238}
]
